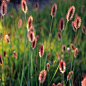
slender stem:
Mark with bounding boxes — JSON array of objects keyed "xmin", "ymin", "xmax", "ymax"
[
  {"xmin": 18, "ymin": 28, "xmax": 20, "ymax": 59},
  {"xmin": 48, "ymin": 71, "xmax": 49, "ymax": 86},
  {"xmin": 50, "ymin": 17, "xmax": 53, "ymax": 33},
  {"xmin": 63, "ymin": 73, "xmax": 65, "ymax": 86},
  {"xmin": 72, "ymin": 58, "xmax": 75, "ymax": 86},
  {"xmin": 28, "ymin": 42, "xmax": 31, "ymax": 86},
  {"xmin": 2, "ymin": 16, "xmax": 4, "ymax": 57},
  {"xmin": 20, "ymin": 13, "xmax": 27, "ymax": 86},
  {"xmin": 49, "ymin": 65, "xmax": 59, "ymax": 85},
  {"xmin": 40, "ymin": 57, "xmax": 41, "ymax": 71},
  {"xmin": 44, "ymin": 17, "xmax": 53, "ymax": 70},
  {"xmin": 31, "ymin": 49, "xmax": 33, "ymax": 86},
  {"xmin": 71, "ymin": 55, "xmax": 73, "ymax": 71}
]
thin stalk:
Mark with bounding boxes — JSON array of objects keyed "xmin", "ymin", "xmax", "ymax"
[
  {"xmin": 18, "ymin": 28, "xmax": 21, "ymax": 59},
  {"xmin": 72, "ymin": 59, "xmax": 75, "ymax": 86},
  {"xmin": 2, "ymin": 16, "xmax": 4, "ymax": 57},
  {"xmin": 44, "ymin": 17, "xmax": 53, "ymax": 70},
  {"xmin": 49, "ymin": 65, "xmax": 59, "ymax": 85},
  {"xmin": 63, "ymin": 73, "xmax": 65, "ymax": 86},
  {"xmin": 40, "ymin": 57, "xmax": 41, "ymax": 71},
  {"xmin": 28, "ymin": 42, "xmax": 31, "ymax": 86},
  {"xmin": 1, "ymin": 16, "xmax": 5, "ymax": 85},
  {"xmin": 31, "ymin": 49, "xmax": 33, "ymax": 86},
  {"xmin": 20, "ymin": 13, "xmax": 27, "ymax": 86},
  {"xmin": 48, "ymin": 71, "xmax": 49, "ymax": 86}
]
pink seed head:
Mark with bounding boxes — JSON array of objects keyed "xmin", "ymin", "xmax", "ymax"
[
  {"xmin": 70, "ymin": 44, "xmax": 75, "ymax": 50},
  {"xmin": 38, "ymin": 70, "xmax": 47, "ymax": 83},
  {"xmin": 57, "ymin": 83, "xmax": 62, "ymax": 86},
  {"xmin": 46, "ymin": 63, "xmax": 50, "ymax": 71},
  {"xmin": 52, "ymin": 83, "xmax": 56, "ymax": 86},
  {"xmin": 59, "ymin": 18, "xmax": 64, "ymax": 31},
  {"xmin": 74, "ymin": 16, "xmax": 81, "ymax": 29},
  {"xmin": 58, "ymin": 53, "xmax": 61, "ymax": 59},
  {"xmin": 18, "ymin": 19, "xmax": 22, "ymax": 28},
  {"xmin": 34, "ymin": 2, "xmax": 39, "ymax": 11},
  {"xmin": 6, "ymin": 0, "xmax": 10, "ymax": 2},
  {"xmin": 74, "ymin": 48, "xmax": 79, "ymax": 58},
  {"xmin": 82, "ymin": 26, "xmax": 86, "ymax": 34},
  {"xmin": 31, "ymin": 38, "xmax": 37, "ymax": 49},
  {"xmin": 72, "ymin": 21, "xmax": 77, "ymax": 32},
  {"xmin": 67, "ymin": 71, "xmax": 73, "ymax": 81},
  {"xmin": 0, "ymin": 55, "xmax": 3, "ymax": 65},
  {"xmin": 81, "ymin": 76, "xmax": 86, "ymax": 86},
  {"xmin": 5, "ymin": 35, "xmax": 10, "ymax": 43},
  {"xmin": 13, "ymin": 51, "xmax": 18, "ymax": 59},
  {"xmin": 3, "ymin": 51, "xmax": 7, "ymax": 57},
  {"xmin": 39, "ymin": 44, "xmax": 44, "ymax": 57},
  {"xmin": 1, "ymin": 0, "xmax": 7, "ymax": 16},
  {"xmin": 27, "ymin": 16, "xmax": 33, "ymax": 30},
  {"xmin": 28, "ymin": 31, "xmax": 35, "ymax": 42},
  {"xmin": 21, "ymin": 0, "xmax": 27, "ymax": 14},
  {"xmin": 57, "ymin": 32, "xmax": 62, "ymax": 40},
  {"xmin": 62, "ymin": 45, "xmax": 66, "ymax": 52},
  {"xmin": 59, "ymin": 60, "xmax": 66, "ymax": 73},
  {"xmin": 51, "ymin": 3, "xmax": 57, "ymax": 17},
  {"xmin": 66, "ymin": 6, "xmax": 75, "ymax": 22}
]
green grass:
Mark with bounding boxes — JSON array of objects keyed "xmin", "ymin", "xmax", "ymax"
[{"xmin": 0, "ymin": 0, "xmax": 86, "ymax": 86}]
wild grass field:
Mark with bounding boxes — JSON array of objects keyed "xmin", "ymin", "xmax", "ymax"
[{"xmin": 0, "ymin": 0, "xmax": 86, "ymax": 86}]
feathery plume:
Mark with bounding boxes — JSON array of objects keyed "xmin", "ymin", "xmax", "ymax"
[
  {"xmin": 51, "ymin": 3, "xmax": 57, "ymax": 17},
  {"xmin": 38, "ymin": 70, "xmax": 47, "ymax": 83},
  {"xmin": 21, "ymin": 0, "xmax": 27, "ymax": 13},
  {"xmin": 39, "ymin": 45, "xmax": 44, "ymax": 57},
  {"xmin": 1, "ymin": 0, "xmax": 7, "ymax": 16},
  {"xmin": 59, "ymin": 60, "xmax": 66, "ymax": 73},
  {"xmin": 66, "ymin": 6, "xmax": 75, "ymax": 22}
]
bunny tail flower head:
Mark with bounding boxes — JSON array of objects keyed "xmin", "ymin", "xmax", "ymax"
[
  {"xmin": 52, "ymin": 83, "xmax": 56, "ymax": 86},
  {"xmin": 81, "ymin": 76, "xmax": 86, "ymax": 86},
  {"xmin": 21, "ymin": 0, "xmax": 27, "ymax": 14},
  {"xmin": 51, "ymin": 3, "xmax": 57, "ymax": 17},
  {"xmin": 62, "ymin": 45, "xmax": 66, "ymax": 52},
  {"xmin": 18, "ymin": 19, "xmax": 22, "ymax": 29},
  {"xmin": 72, "ymin": 21, "xmax": 77, "ymax": 32},
  {"xmin": 38, "ymin": 70, "xmax": 47, "ymax": 83},
  {"xmin": 74, "ymin": 16, "xmax": 81, "ymax": 29},
  {"xmin": 46, "ymin": 63, "xmax": 50, "ymax": 71},
  {"xmin": 0, "ymin": 55, "xmax": 3, "ymax": 65},
  {"xmin": 39, "ymin": 44, "xmax": 44, "ymax": 58},
  {"xmin": 31, "ymin": 38, "xmax": 37, "ymax": 49},
  {"xmin": 28, "ymin": 31, "xmax": 35, "ymax": 42},
  {"xmin": 13, "ymin": 51, "xmax": 18, "ymax": 59},
  {"xmin": 66, "ymin": 6, "xmax": 75, "ymax": 22},
  {"xmin": 59, "ymin": 60, "xmax": 66, "ymax": 73},
  {"xmin": 57, "ymin": 83, "xmax": 62, "ymax": 86},
  {"xmin": 5, "ymin": 35, "xmax": 10, "ymax": 43},
  {"xmin": 58, "ymin": 53, "xmax": 61, "ymax": 59},
  {"xmin": 34, "ymin": 2, "xmax": 39, "ymax": 11},
  {"xmin": 67, "ymin": 71, "xmax": 73, "ymax": 81},
  {"xmin": 70, "ymin": 44, "xmax": 75, "ymax": 50},
  {"xmin": 59, "ymin": 18, "xmax": 64, "ymax": 31},
  {"xmin": 27, "ymin": 16, "xmax": 33, "ymax": 31},
  {"xmin": 82, "ymin": 26, "xmax": 86, "ymax": 34},
  {"xmin": 57, "ymin": 32, "xmax": 62, "ymax": 40},
  {"xmin": 1, "ymin": 0, "xmax": 7, "ymax": 16},
  {"xmin": 3, "ymin": 51, "xmax": 7, "ymax": 57},
  {"xmin": 74, "ymin": 48, "xmax": 79, "ymax": 58}
]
